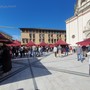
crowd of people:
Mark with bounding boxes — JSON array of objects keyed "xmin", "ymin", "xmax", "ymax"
[{"xmin": 0, "ymin": 44, "xmax": 90, "ymax": 75}]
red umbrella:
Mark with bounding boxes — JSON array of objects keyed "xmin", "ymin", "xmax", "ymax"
[
  {"xmin": 49, "ymin": 44, "xmax": 55, "ymax": 48},
  {"xmin": 7, "ymin": 40, "xmax": 21, "ymax": 46},
  {"xmin": 13, "ymin": 40, "xmax": 21, "ymax": 44},
  {"xmin": 39, "ymin": 42, "xmax": 48, "ymax": 46},
  {"xmin": 55, "ymin": 39, "xmax": 68, "ymax": 45},
  {"xmin": 76, "ymin": 38, "xmax": 90, "ymax": 46},
  {"xmin": 26, "ymin": 41, "xmax": 36, "ymax": 46},
  {"xmin": 35, "ymin": 44, "xmax": 40, "ymax": 47},
  {"xmin": 13, "ymin": 40, "xmax": 21, "ymax": 46}
]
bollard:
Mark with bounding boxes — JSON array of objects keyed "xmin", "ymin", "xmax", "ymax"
[{"xmin": 87, "ymin": 52, "xmax": 90, "ymax": 75}]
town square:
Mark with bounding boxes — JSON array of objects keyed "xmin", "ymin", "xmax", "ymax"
[{"xmin": 0, "ymin": 0, "xmax": 90, "ymax": 90}]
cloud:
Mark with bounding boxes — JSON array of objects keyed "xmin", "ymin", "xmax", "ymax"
[{"xmin": 12, "ymin": 35, "xmax": 21, "ymax": 41}]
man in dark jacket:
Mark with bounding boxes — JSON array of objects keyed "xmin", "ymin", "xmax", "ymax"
[{"xmin": 1, "ymin": 44, "xmax": 12, "ymax": 73}]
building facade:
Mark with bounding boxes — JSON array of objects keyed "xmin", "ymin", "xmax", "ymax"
[
  {"xmin": 20, "ymin": 28, "xmax": 66, "ymax": 45},
  {"xmin": 66, "ymin": 0, "xmax": 90, "ymax": 46}
]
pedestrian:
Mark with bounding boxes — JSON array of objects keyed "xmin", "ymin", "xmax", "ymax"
[
  {"xmin": 53, "ymin": 46, "xmax": 57, "ymax": 57},
  {"xmin": 1, "ymin": 44, "xmax": 12, "ymax": 74},
  {"xmin": 69, "ymin": 46, "xmax": 73, "ymax": 55},
  {"xmin": 57, "ymin": 45, "xmax": 62, "ymax": 57},
  {"xmin": 88, "ymin": 44, "xmax": 90, "ymax": 52},
  {"xmin": 76, "ymin": 45, "xmax": 83, "ymax": 62},
  {"xmin": 19, "ymin": 46, "xmax": 23, "ymax": 58},
  {"xmin": 65, "ymin": 45, "xmax": 69, "ymax": 56}
]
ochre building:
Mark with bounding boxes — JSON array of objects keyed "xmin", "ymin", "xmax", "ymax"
[{"xmin": 20, "ymin": 28, "xmax": 66, "ymax": 45}]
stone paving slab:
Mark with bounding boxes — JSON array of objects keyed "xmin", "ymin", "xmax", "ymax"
[{"xmin": 0, "ymin": 52, "xmax": 90, "ymax": 90}]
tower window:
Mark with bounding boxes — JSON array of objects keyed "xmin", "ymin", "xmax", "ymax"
[{"xmin": 81, "ymin": 0, "xmax": 86, "ymax": 5}]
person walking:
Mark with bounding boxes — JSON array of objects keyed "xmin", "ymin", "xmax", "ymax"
[
  {"xmin": 57, "ymin": 45, "xmax": 62, "ymax": 57},
  {"xmin": 76, "ymin": 45, "xmax": 83, "ymax": 62},
  {"xmin": 53, "ymin": 46, "xmax": 57, "ymax": 57},
  {"xmin": 65, "ymin": 46, "xmax": 69, "ymax": 56}
]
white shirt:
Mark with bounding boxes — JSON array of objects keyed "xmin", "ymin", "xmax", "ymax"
[{"xmin": 53, "ymin": 47, "xmax": 57, "ymax": 52}]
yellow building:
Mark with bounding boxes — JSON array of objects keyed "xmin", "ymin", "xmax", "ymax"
[{"xmin": 20, "ymin": 28, "xmax": 66, "ymax": 45}]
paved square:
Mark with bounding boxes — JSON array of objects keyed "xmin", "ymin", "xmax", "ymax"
[{"xmin": 0, "ymin": 52, "xmax": 90, "ymax": 90}]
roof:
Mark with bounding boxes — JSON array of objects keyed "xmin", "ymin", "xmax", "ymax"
[
  {"xmin": 20, "ymin": 28, "xmax": 66, "ymax": 32},
  {"xmin": 0, "ymin": 31, "xmax": 12, "ymax": 39}
]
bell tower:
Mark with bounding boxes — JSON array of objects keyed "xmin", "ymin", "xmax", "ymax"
[{"xmin": 74, "ymin": 0, "xmax": 90, "ymax": 15}]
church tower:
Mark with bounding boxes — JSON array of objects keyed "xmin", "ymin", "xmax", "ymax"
[
  {"xmin": 66, "ymin": 0, "xmax": 90, "ymax": 46},
  {"xmin": 75, "ymin": 0, "xmax": 90, "ymax": 15}
]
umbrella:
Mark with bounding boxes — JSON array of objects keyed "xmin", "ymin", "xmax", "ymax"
[
  {"xmin": 55, "ymin": 39, "xmax": 68, "ymax": 45},
  {"xmin": 49, "ymin": 44, "xmax": 55, "ymax": 48},
  {"xmin": 7, "ymin": 40, "xmax": 21, "ymax": 46},
  {"xmin": 76, "ymin": 38, "xmax": 90, "ymax": 46},
  {"xmin": 39, "ymin": 42, "xmax": 48, "ymax": 46},
  {"xmin": 13, "ymin": 40, "xmax": 21, "ymax": 46},
  {"xmin": 26, "ymin": 41, "xmax": 36, "ymax": 46}
]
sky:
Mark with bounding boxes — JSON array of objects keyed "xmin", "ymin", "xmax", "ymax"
[{"xmin": 0, "ymin": 0, "xmax": 76, "ymax": 40}]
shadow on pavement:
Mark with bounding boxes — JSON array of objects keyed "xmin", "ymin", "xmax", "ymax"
[
  {"xmin": 0, "ymin": 55, "xmax": 51, "ymax": 85},
  {"xmin": 32, "ymin": 64, "xmax": 90, "ymax": 77}
]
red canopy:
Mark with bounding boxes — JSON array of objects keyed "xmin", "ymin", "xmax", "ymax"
[
  {"xmin": 39, "ymin": 42, "xmax": 48, "ymax": 46},
  {"xmin": 7, "ymin": 40, "xmax": 21, "ymax": 46},
  {"xmin": 76, "ymin": 38, "xmax": 90, "ymax": 46},
  {"xmin": 26, "ymin": 41, "xmax": 36, "ymax": 46},
  {"xmin": 49, "ymin": 44, "xmax": 55, "ymax": 48},
  {"xmin": 55, "ymin": 39, "xmax": 68, "ymax": 45},
  {"xmin": 13, "ymin": 40, "xmax": 21, "ymax": 46}
]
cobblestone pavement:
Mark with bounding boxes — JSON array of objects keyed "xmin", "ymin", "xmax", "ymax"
[{"xmin": 0, "ymin": 52, "xmax": 90, "ymax": 90}]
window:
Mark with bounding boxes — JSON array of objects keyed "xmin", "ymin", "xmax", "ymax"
[
  {"xmin": 22, "ymin": 39, "xmax": 25, "ymax": 43},
  {"xmin": 33, "ymin": 39, "xmax": 35, "ymax": 42},
  {"xmin": 39, "ymin": 30, "xmax": 41, "ymax": 33},
  {"xmin": 42, "ymin": 34, "xmax": 44, "ymax": 38},
  {"xmin": 36, "ymin": 30, "xmax": 38, "ymax": 33},
  {"xmin": 54, "ymin": 39, "xmax": 56, "ymax": 43},
  {"xmin": 22, "ymin": 30, "xmax": 25, "ymax": 33},
  {"xmin": 42, "ymin": 30, "xmax": 44, "ymax": 33},
  {"xmin": 65, "ymin": 34, "xmax": 66, "ymax": 37},
  {"xmin": 48, "ymin": 34, "xmax": 50, "ymax": 38},
  {"xmin": 29, "ymin": 34, "xmax": 32, "ymax": 39},
  {"xmin": 26, "ymin": 39, "xmax": 28, "ymax": 43},
  {"xmin": 39, "ymin": 34, "xmax": 41, "ymax": 38},
  {"xmin": 59, "ymin": 33, "xmax": 61, "ymax": 37},
  {"xmin": 33, "ymin": 34, "xmax": 35, "ymax": 38},
  {"xmin": 26, "ymin": 30, "xmax": 28, "ymax": 33},
  {"xmin": 51, "ymin": 39, "xmax": 53, "ymax": 43},
  {"xmin": 81, "ymin": 0, "xmax": 86, "ymax": 5},
  {"xmin": 51, "ymin": 34, "xmax": 53, "ymax": 37},
  {"xmin": 48, "ymin": 39, "xmax": 50, "ymax": 43},
  {"xmin": 39, "ymin": 39, "xmax": 41, "ymax": 42}
]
